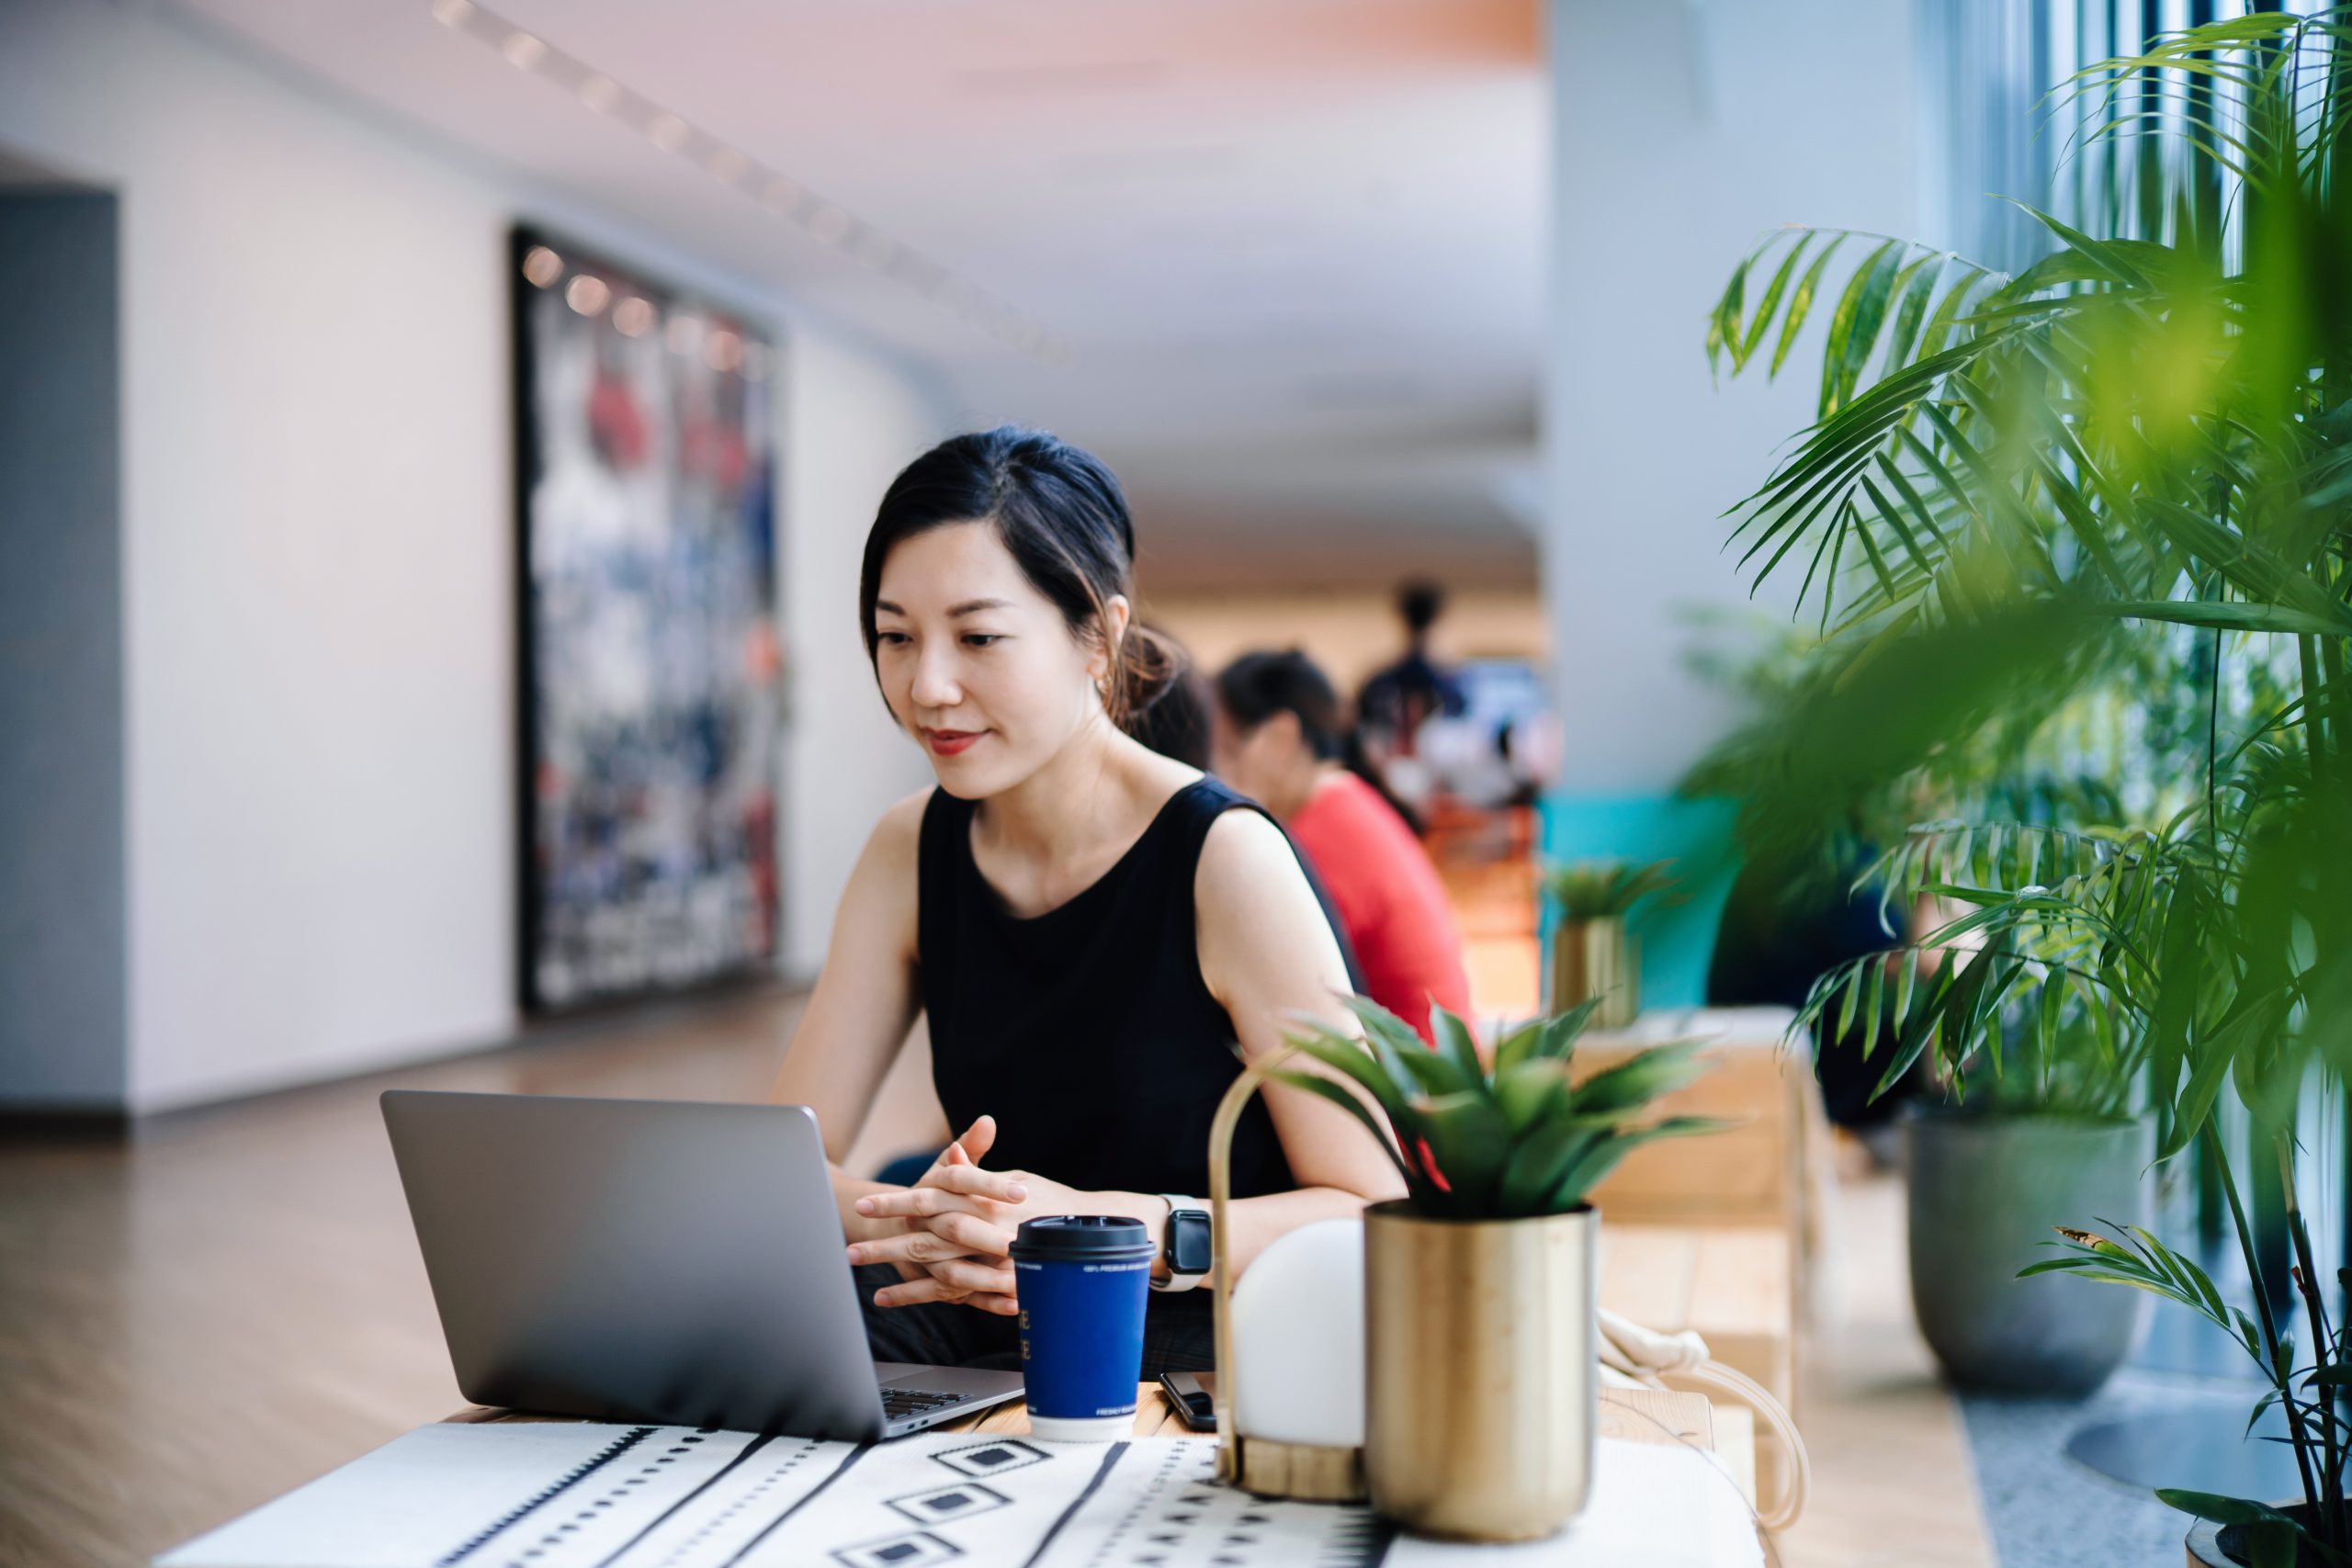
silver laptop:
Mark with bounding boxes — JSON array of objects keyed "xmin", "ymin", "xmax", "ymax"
[{"xmin": 379, "ymin": 1089, "xmax": 1023, "ymax": 1440}]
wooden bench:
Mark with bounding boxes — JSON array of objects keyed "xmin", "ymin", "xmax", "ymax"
[{"xmin": 1600, "ymin": 1223, "xmax": 1794, "ymax": 1409}]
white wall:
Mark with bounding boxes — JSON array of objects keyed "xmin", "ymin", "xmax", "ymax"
[
  {"xmin": 1543, "ymin": 0, "xmax": 1920, "ymax": 794},
  {"xmin": 0, "ymin": 0, "xmax": 946, "ymax": 1111},
  {"xmin": 779, "ymin": 333, "xmax": 944, "ymax": 979}
]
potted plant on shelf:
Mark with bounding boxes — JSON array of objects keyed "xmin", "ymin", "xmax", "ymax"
[
  {"xmin": 1540, "ymin": 858, "xmax": 1676, "ymax": 1028},
  {"xmin": 1274, "ymin": 993, "xmax": 1724, "ymax": 1541},
  {"xmin": 1696, "ymin": 10, "xmax": 2352, "ymax": 1561}
]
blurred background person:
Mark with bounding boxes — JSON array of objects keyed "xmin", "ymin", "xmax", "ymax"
[
  {"xmin": 1352, "ymin": 578, "xmax": 1464, "ymax": 824},
  {"xmin": 1211, "ymin": 649, "xmax": 1469, "ymax": 1043}
]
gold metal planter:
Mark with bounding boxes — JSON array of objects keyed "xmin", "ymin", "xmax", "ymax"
[
  {"xmin": 1363, "ymin": 1201, "xmax": 1597, "ymax": 1541},
  {"xmin": 1549, "ymin": 916, "xmax": 1636, "ymax": 1029}
]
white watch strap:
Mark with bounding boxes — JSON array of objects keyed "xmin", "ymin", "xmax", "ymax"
[{"xmin": 1150, "ymin": 1192, "xmax": 1208, "ymax": 1292}]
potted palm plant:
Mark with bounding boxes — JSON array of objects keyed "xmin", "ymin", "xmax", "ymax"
[
  {"xmin": 1540, "ymin": 858, "xmax": 1675, "ymax": 1027},
  {"xmin": 1698, "ymin": 9, "xmax": 2352, "ymax": 1560},
  {"xmin": 1274, "ymin": 994, "xmax": 1723, "ymax": 1541},
  {"xmin": 1789, "ymin": 828, "xmax": 2156, "ymax": 1393}
]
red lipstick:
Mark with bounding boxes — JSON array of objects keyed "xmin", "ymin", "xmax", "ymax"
[{"xmin": 922, "ymin": 728, "xmax": 984, "ymax": 757}]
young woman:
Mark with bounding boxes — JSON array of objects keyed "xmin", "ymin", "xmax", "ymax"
[
  {"xmin": 769, "ymin": 428, "xmax": 1400, "ymax": 1376},
  {"xmin": 1210, "ymin": 649, "xmax": 1474, "ymax": 1044}
]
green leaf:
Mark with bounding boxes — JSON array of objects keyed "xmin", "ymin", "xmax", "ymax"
[
  {"xmin": 1493, "ymin": 1115, "xmax": 1609, "ymax": 1216},
  {"xmin": 1533, "ymin": 995, "xmax": 1605, "ymax": 1062},
  {"xmin": 2165, "ymin": 1041, "xmax": 2235, "ymax": 1164},
  {"xmin": 1912, "ymin": 265, "xmax": 1990, "ymax": 360},
  {"xmin": 1892, "ymin": 953, "xmax": 1917, "ymax": 1042},
  {"xmin": 1570, "ymin": 1040, "xmax": 1711, "ymax": 1115},
  {"xmin": 2125, "ymin": 1224, "xmax": 2233, "ymax": 1326},
  {"xmin": 2039, "ymin": 976, "xmax": 2065, "ymax": 1075},
  {"xmin": 1737, "ymin": 232, "xmax": 1811, "ymax": 368},
  {"xmin": 1997, "ymin": 197, "xmax": 2151, "ymax": 288},
  {"xmin": 1339, "ymin": 996, "xmax": 1466, "ymax": 1100},
  {"xmin": 1822, "ymin": 240, "xmax": 1906, "ymax": 418},
  {"xmin": 1881, "ymin": 254, "xmax": 1946, "ymax": 371},
  {"xmin": 2154, "ymin": 1489, "xmax": 2302, "ymax": 1529},
  {"xmin": 1267, "ymin": 1071, "xmax": 1415, "ymax": 1192},
  {"xmin": 1410, "ymin": 1089, "xmax": 1512, "ymax": 1212},
  {"xmin": 1280, "ymin": 1024, "xmax": 1411, "ymax": 1121},
  {"xmin": 1489, "ymin": 1017, "xmax": 1547, "ymax": 1075},
  {"xmin": 1493, "ymin": 1059, "xmax": 1571, "ymax": 1134},
  {"xmin": 2246, "ymin": 1517, "xmax": 2297, "ymax": 1568},
  {"xmin": 1771, "ymin": 233, "xmax": 1848, "ymax": 378},
  {"xmin": 1542, "ymin": 858, "xmax": 1678, "ymax": 919},
  {"xmin": 2094, "ymin": 599, "xmax": 2352, "ymax": 638},
  {"xmin": 1835, "ymin": 964, "xmax": 1862, "ymax": 1041},
  {"xmin": 1860, "ymin": 958, "xmax": 1886, "ymax": 1063},
  {"xmin": 1429, "ymin": 1005, "xmax": 1487, "ymax": 1094},
  {"xmin": 1548, "ymin": 1116, "xmax": 1733, "ymax": 1209},
  {"xmin": 2150, "ymin": 879, "xmax": 2207, "ymax": 1156},
  {"xmin": 1874, "ymin": 949, "xmax": 1956, "ymax": 1099}
]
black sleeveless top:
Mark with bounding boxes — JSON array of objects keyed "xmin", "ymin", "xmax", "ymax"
[{"xmin": 917, "ymin": 777, "xmax": 1296, "ymax": 1202}]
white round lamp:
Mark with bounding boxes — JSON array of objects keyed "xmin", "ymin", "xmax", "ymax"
[{"xmin": 1229, "ymin": 1218, "xmax": 1365, "ymax": 1449}]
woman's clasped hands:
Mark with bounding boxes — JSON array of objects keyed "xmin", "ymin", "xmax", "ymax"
[{"xmin": 847, "ymin": 1113, "xmax": 1083, "ymax": 1316}]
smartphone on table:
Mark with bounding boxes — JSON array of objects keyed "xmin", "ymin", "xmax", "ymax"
[{"xmin": 1159, "ymin": 1370, "xmax": 1217, "ymax": 1432}]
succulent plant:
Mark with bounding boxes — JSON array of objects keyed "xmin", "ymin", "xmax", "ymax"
[
  {"xmin": 1274, "ymin": 995, "xmax": 1726, "ymax": 1220},
  {"xmin": 1541, "ymin": 858, "xmax": 1678, "ymax": 923}
]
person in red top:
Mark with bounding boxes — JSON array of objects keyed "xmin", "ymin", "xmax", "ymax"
[{"xmin": 1209, "ymin": 649, "xmax": 1473, "ymax": 1043}]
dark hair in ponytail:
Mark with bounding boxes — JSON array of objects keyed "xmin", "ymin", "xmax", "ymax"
[
  {"xmin": 860, "ymin": 426, "xmax": 1180, "ymax": 731},
  {"xmin": 1214, "ymin": 649, "xmax": 1425, "ymax": 834}
]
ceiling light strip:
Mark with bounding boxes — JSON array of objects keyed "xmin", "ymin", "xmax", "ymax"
[{"xmin": 430, "ymin": 0, "xmax": 1072, "ymax": 367}]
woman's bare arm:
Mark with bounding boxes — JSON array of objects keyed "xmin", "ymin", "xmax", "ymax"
[
  {"xmin": 769, "ymin": 789, "xmax": 930, "ymax": 1245},
  {"xmin": 1191, "ymin": 807, "xmax": 1408, "ymax": 1274}
]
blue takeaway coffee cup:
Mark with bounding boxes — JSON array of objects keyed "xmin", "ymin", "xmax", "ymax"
[{"xmin": 1011, "ymin": 1215, "xmax": 1157, "ymax": 1441}]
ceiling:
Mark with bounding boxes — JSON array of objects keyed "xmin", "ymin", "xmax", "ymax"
[{"xmin": 169, "ymin": 0, "xmax": 1546, "ymax": 582}]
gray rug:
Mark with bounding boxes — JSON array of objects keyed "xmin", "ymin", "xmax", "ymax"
[{"xmin": 1959, "ymin": 1369, "xmax": 2281, "ymax": 1567}]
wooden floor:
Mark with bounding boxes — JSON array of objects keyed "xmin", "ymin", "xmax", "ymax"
[
  {"xmin": 1775, "ymin": 1171, "xmax": 1996, "ymax": 1568},
  {"xmin": 0, "ymin": 988, "xmax": 815, "ymax": 1568},
  {"xmin": 0, "ymin": 985, "xmax": 1994, "ymax": 1568}
]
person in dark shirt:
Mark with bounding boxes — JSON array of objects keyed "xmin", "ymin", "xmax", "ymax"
[
  {"xmin": 1356, "ymin": 580, "xmax": 1465, "ymax": 753},
  {"xmin": 1706, "ymin": 855, "xmax": 1910, "ymax": 1134}
]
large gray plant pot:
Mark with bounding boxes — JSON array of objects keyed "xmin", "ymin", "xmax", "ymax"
[{"xmin": 1905, "ymin": 1110, "xmax": 2154, "ymax": 1393}]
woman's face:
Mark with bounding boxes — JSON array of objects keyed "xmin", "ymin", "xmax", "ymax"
[{"xmin": 872, "ymin": 521, "xmax": 1117, "ymax": 797}]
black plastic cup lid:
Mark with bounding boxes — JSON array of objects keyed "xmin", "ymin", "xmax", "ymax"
[{"xmin": 1011, "ymin": 1214, "xmax": 1157, "ymax": 1262}]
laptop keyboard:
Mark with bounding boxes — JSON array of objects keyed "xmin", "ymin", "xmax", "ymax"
[{"xmin": 882, "ymin": 1388, "xmax": 966, "ymax": 1421}]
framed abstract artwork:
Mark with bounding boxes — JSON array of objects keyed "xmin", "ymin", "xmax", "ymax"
[{"xmin": 511, "ymin": 227, "xmax": 781, "ymax": 1010}]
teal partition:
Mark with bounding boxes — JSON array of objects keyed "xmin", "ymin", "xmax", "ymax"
[{"xmin": 1534, "ymin": 794, "xmax": 1742, "ymax": 1011}]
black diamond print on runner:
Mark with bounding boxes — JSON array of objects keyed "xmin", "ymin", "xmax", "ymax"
[
  {"xmin": 932, "ymin": 1438, "xmax": 1050, "ymax": 1479},
  {"xmin": 829, "ymin": 1529, "xmax": 962, "ymax": 1568},
  {"xmin": 885, "ymin": 1481, "xmax": 1011, "ymax": 1526}
]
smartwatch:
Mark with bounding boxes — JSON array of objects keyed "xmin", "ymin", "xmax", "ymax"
[{"xmin": 1151, "ymin": 1194, "xmax": 1213, "ymax": 1292}]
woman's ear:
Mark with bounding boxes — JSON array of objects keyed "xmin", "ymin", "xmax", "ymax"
[{"xmin": 1091, "ymin": 594, "xmax": 1133, "ymax": 681}]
